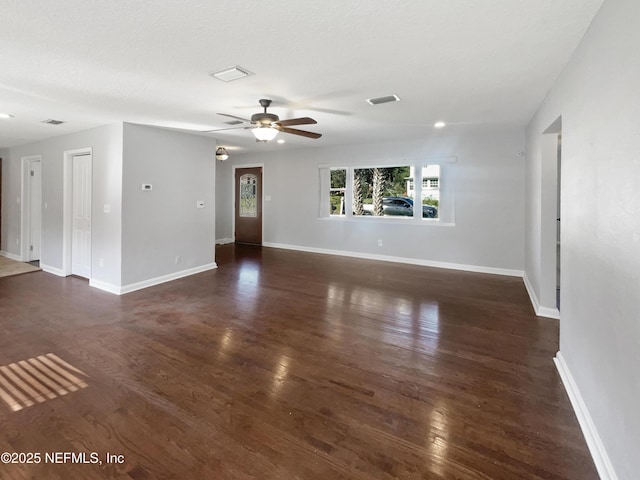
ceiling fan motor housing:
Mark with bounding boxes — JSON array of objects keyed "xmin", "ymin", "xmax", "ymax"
[{"xmin": 251, "ymin": 112, "xmax": 279, "ymax": 126}]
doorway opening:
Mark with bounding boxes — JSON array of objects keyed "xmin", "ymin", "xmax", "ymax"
[
  {"xmin": 63, "ymin": 148, "xmax": 92, "ymax": 278},
  {"xmin": 556, "ymin": 134, "xmax": 562, "ymax": 310},
  {"xmin": 21, "ymin": 155, "xmax": 42, "ymax": 263},
  {"xmin": 540, "ymin": 116, "xmax": 562, "ymax": 318},
  {"xmin": 0, "ymin": 157, "xmax": 3, "ymax": 252}
]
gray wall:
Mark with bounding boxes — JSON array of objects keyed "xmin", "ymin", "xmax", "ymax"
[
  {"xmin": 121, "ymin": 123, "xmax": 216, "ymax": 286},
  {"xmin": 0, "ymin": 124, "xmax": 123, "ymax": 286},
  {"xmin": 526, "ymin": 0, "xmax": 639, "ymax": 477},
  {"xmin": 1, "ymin": 122, "xmax": 217, "ymax": 291},
  {"xmin": 217, "ymin": 126, "xmax": 526, "ymax": 272}
]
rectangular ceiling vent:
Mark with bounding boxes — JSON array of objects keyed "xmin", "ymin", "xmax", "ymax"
[
  {"xmin": 224, "ymin": 120, "xmax": 243, "ymax": 125},
  {"xmin": 42, "ymin": 119, "xmax": 65, "ymax": 125},
  {"xmin": 210, "ymin": 65, "xmax": 253, "ymax": 82},
  {"xmin": 366, "ymin": 94, "xmax": 400, "ymax": 105}
]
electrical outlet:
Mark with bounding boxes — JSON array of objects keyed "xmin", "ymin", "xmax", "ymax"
[
  {"xmin": 378, "ymin": 239, "xmax": 383, "ymax": 247},
  {"xmin": 175, "ymin": 255, "xmax": 181, "ymax": 264},
  {"xmin": 99, "ymin": 258, "xmax": 104, "ymax": 268}
]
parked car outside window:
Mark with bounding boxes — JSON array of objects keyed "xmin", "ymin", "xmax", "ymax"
[{"xmin": 362, "ymin": 197, "xmax": 438, "ymax": 218}]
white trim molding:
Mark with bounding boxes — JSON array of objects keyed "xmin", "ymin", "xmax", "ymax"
[
  {"xmin": 90, "ymin": 262, "xmax": 218, "ymax": 295},
  {"xmin": 263, "ymin": 242, "xmax": 523, "ymax": 277},
  {"xmin": 0, "ymin": 250, "xmax": 23, "ymax": 261},
  {"xmin": 523, "ymin": 271, "xmax": 560, "ymax": 319},
  {"xmin": 40, "ymin": 263, "xmax": 66, "ymax": 277},
  {"xmin": 554, "ymin": 352, "xmax": 619, "ymax": 480}
]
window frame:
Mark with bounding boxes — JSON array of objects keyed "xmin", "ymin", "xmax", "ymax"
[{"xmin": 319, "ymin": 157, "xmax": 456, "ymax": 225}]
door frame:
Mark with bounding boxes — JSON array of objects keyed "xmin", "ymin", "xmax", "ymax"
[
  {"xmin": 539, "ymin": 116, "xmax": 562, "ymax": 318},
  {"xmin": 63, "ymin": 147, "xmax": 92, "ymax": 276},
  {"xmin": 232, "ymin": 163, "xmax": 264, "ymax": 243},
  {"xmin": 20, "ymin": 155, "xmax": 42, "ymax": 262}
]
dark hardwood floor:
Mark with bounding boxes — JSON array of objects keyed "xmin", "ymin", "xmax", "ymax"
[{"xmin": 0, "ymin": 245, "xmax": 597, "ymax": 479}]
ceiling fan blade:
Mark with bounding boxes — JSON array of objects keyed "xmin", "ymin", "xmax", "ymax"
[
  {"xmin": 216, "ymin": 113, "xmax": 253, "ymax": 123},
  {"xmin": 202, "ymin": 126, "xmax": 252, "ymax": 133},
  {"xmin": 274, "ymin": 117, "xmax": 317, "ymax": 127},
  {"xmin": 281, "ymin": 127, "xmax": 322, "ymax": 139}
]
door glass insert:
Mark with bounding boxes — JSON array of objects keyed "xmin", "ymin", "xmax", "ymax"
[{"xmin": 239, "ymin": 174, "xmax": 258, "ymax": 217}]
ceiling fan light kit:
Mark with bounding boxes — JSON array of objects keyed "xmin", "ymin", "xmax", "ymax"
[
  {"xmin": 212, "ymin": 99, "xmax": 322, "ymax": 142},
  {"xmin": 252, "ymin": 126, "xmax": 279, "ymax": 142}
]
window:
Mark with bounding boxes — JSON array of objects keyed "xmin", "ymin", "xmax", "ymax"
[
  {"xmin": 420, "ymin": 165, "xmax": 440, "ymax": 219},
  {"xmin": 320, "ymin": 158, "xmax": 454, "ymax": 223},
  {"xmin": 422, "ymin": 178, "xmax": 439, "ymax": 189},
  {"xmin": 239, "ymin": 174, "xmax": 258, "ymax": 217},
  {"xmin": 329, "ymin": 168, "xmax": 346, "ymax": 216},
  {"xmin": 352, "ymin": 166, "xmax": 411, "ymax": 217}
]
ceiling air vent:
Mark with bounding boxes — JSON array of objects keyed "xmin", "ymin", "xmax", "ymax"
[
  {"xmin": 210, "ymin": 65, "xmax": 253, "ymax": 82},
  {"xmin": 366, "ymin": 95, "xmax": 400, "ymax": 105},
  {"xmin": 42, "ymin": 119, "xmax": 65, "ymax": 125}
]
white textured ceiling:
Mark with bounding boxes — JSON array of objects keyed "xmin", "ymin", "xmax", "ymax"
[{"xmin": 0, "ymin": 0, "xmax": 603, "ymax": 152}]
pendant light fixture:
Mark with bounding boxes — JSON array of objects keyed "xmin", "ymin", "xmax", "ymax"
[{"xmin": 215, "ymin": 147, "xmax": 229, "ymax": 161}]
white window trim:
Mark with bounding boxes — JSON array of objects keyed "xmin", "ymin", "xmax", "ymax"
[{"xmin": 319, "ymin": 157, "xmax": 456, "ymax": 225}]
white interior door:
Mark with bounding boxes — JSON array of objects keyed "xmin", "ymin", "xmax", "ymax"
[
  {"xmin": 29, "ymin": 160, "xmax": 42, "ymax": 261},
  {"xmin": 71, "ymin": 154, "xmax": 92, "ymax": 278}
]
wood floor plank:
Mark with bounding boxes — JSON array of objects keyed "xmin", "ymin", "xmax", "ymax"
[{"xmin": 0, "ymin": 244, "xmax": 598, "ymax": 479}]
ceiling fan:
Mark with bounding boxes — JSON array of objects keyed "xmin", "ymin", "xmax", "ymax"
[{"xmin": 207, "ymin": 99, "xmax": 322, "ymax": 141}]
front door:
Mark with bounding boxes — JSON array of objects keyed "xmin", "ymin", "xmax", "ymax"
[{"xmin": 235, "ymin": 167, "xmax": 262, "ymax": 245}]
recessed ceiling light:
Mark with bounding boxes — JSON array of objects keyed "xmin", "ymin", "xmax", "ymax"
[
  {"xmin": 366, "ymin": 95, "xmax": 400, "ymax": 105},
  {"xmin": 210, "ymin": 65, "xmax": 253, "ymax": 82},
  {"xmin": 0, "ymin": 113, "xmax": 14, "ymax": 119},
  {"xmin": 434, "ymin": 121, "xmax": 446, "ymax": 128},
  {"xmin": 277, "ymin": 139, "xmax": 285, "ymax": 144}
]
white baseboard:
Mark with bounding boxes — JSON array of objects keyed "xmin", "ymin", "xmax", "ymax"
[
  {"xmin": 40, "ymin": 263, "xmax": 66, "ymax": 277},
  {"xmin": 554, "ymin": 352, "xmax": 618, "ymax": 480},
  {"xmin": 537, "ymin": 305, "xmax": 560, "ymax": 319},
  {"xmin": 263, "ymin": 242, "xmax": 523, "ymax": 277},
  {"xmin": 215, "ymin": 238, "xmax": 234, "ymax": 245},
  {"xmin": 523, "ymin": 272, "xmax": 560, "ymax": 319},
  {"xmin": 0, "ymin": 250, "xmax": 23, "ymax": 261},
  {"xmin": 90, "ymin": 262, "xmax": 219, "ymax": 295},
  {"xmin": 88, "ymin": 278, "xmax": 121, "ymax": 294}
]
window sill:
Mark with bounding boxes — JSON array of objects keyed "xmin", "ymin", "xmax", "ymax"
[{"xmin": 320, "ymin": 216, "xmax": 455, "ymax": 227}]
